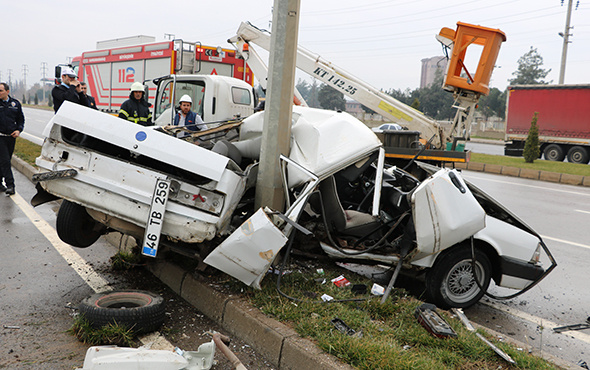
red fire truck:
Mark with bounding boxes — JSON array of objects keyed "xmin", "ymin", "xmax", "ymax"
[{"xmin": 69, "ymin": 36, "xmax": 254, "ymax": 113}]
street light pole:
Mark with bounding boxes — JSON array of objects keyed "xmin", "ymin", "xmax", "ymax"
[{"xmin": 558, "ymin": 0, "xmax": 573, "ymax": 84}]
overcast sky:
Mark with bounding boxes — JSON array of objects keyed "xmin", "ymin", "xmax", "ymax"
[{"xmin": 3, "ymin": 0, "xmax": 589, "ymax": 93}]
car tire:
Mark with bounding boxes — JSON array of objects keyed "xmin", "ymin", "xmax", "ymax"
[
  {"xmin": 425, "ymin": 246, "xmax": 491, "ymax": 309},
  {"xmin": 543, "ymin": 144, "xmax": 565, "ymax": 162},
  {"xmin": 56, "ymin": 200, "xmax": 105, "ymax": 248},
  {"xmin": 78, "ymin": 290, "xmax": 166, "ymax": 334},
  {"xmin": 566, "ymin": 146, "xmax": 590, "ymax": 164}
]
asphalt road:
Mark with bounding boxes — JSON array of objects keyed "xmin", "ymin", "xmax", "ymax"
[
  {"xmin": 465, "ymin": 140, "xmax": 505, "ymax": 156},
  {"xmin": 0, "ymin": 169, "xmax": 274, "ymax": 369},
  {"xmin": 461, "ymin": 170, "xmax": 590, "ymax": 367}
]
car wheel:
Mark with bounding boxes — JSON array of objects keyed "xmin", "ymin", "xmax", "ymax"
[
  {"xmin": 56, "ymin": 200, "xmax": 105, "ymax": 248},
  {"xmin": 543, "ymin": 144, "xmax": 565, "ymax": 162},
  {"xmin": 425, "ymin": 246, "xmax": 491, "ymax": 309},
  {"xmin": 566, "ymin": 146, "xmax": 590, "ymax": 164},
  {"xmin": 78, "ymin": 290, "xmax": 166, "ymax": 334}
]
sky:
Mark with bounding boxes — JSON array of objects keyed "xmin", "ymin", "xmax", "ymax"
[{"xmin": 3, "ymin": 0, "xmax": 589, "ymax": 93}]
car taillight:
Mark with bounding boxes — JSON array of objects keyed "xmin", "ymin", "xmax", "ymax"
[{"xmin": 530, "ymin": 243, "xmax": 542, "ymax": 264}]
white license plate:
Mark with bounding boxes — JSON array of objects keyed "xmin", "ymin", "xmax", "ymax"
[{"xmin": 142, "ymin": 178, "xmax": 171, "ymax": 257}]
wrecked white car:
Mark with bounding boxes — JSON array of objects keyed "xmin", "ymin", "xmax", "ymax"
[{"xmin": 33, "ymin": 102, "xmax": 555, "ymax": 308}]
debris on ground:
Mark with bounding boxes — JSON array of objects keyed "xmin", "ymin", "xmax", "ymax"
[{"xmin": 415, "ymin": 303, "xmax": 457, "ymax": 339}]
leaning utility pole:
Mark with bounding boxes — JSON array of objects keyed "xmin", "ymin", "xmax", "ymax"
[
  {"xmin": 558, "ymin": 0, "xmax": 574, "ymax": 84},
  {"xmin": 255, "ymin": 0, "xmax": 301, "ymax": 211}
]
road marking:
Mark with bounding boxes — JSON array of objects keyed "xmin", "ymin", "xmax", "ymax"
[
  {"xmin": 482, "ymin": 300, "xmax": 590, "ymax": 345},
  {"xmin": 575, "ymin": 209, "xmax": 590, "ymax": 215},
  {"xmin": 10, "ymin": 193, "xmax": 112, "ymax": 293},
  {"xmin": 541, "ymin": 235, "xmax": 590, "ymax": 251},
  {"xmin": 464, "ymin": 173, "xmax": 590, "ymax": 197}
]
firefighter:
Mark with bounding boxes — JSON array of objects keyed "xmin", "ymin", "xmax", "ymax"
[{"xmin": 118, "ymin": 82, "xmax": 152, "ymax": 125}]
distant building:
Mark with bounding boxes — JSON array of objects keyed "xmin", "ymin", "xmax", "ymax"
[
  {"xmin": 420, "ymin": 56, "xmax": 448, "ymax": 88},
  {"xmin": 345, "ymin": 97, "xmax": 364, "ymax": 113}
]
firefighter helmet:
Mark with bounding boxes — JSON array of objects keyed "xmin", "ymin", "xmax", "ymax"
[{"xmin": 130, "ymin": 82, "xmax": 145, "ymax": 92}]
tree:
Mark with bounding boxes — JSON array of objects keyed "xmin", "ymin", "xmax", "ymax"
[
  {"xmin": 477, "ymin": 87, "xmax": 506, "ymax": 119},
  {"xmin": 415, "ymin": 70, "xmax": 454, "ymax": 120},
  {"xmin": 523, "ymin": 112, "xmax": 540, "ymax": 163},
  {"xmin": 509, "ymin": 47, "xmax": 551, "ymax": 85},
  {"xmin": 48, "ymin": 93, "xmax": 53, "ymax": 108},
  {"xmin": 22, "ymin": 94, "xmax": 27, "ymax": 105},
  {"xmin": 317, "ymin": 83, "xmax": 345, "ymax": 111},
  {"xmin": 295, "ymin": 78, "xmax": 311, "ymax": 103},
  {"xmin": 34, "ymin": 94, "xmax": 39, "ymax": 105},
  {"xmin": 306, "ymin": 79, "xmax": 320, "ymax": 108}
]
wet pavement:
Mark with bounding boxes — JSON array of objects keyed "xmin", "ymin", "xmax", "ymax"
[{"xmin": 0, "ymin": 169, "xmax": 274, "ymax": 369}]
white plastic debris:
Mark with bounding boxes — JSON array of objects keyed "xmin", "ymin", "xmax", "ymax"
[{"xmin": 77, "ymin": 341, "xmax": 215, "ymax": 370}]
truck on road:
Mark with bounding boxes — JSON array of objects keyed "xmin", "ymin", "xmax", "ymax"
[
  {"xmin": 68, "ymin": 36, "xmax": 254, "ymax": 113},
  {"xmin": 504, "ymin": 84, "xmax": 590, "ymax": 164}
]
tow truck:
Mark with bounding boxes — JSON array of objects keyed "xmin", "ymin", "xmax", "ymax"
[{"xmin": 228, "ymin": 21, "xmax": 506, "ymax": 164}]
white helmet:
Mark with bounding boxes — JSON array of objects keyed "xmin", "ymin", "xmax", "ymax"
[
  {"xmin": 179, "ymin": 94, "xmax": 192, "ymax": 104},
  {"xmin": 130, "ymin": 82, "xmax": 145, "ymax": 92}
]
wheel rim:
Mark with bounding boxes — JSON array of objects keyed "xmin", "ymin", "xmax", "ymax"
[
  {"xmin": 547, "ymin": 149, "xmax": 559, "ymax": 160},
  {"xmin": 95, "ymin": 292, "xmax": 153, "ymax": 309},
  {"xmin": 443, "ymin": 260, "xmax": 485, "ymax": 304},
  {"xmin": 570, "ymin": 149, "xmax": 583, "ymax": 163}
]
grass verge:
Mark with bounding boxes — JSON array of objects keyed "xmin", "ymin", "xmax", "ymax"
[
  {"xmin": 14, "ymin": 138, "xmax": 41, "ymax": 167},
  {"xmin": 470, "ymin": 153, "xmax": 590, "ymax": 177},
  {"xmin": 234, "ymin": 264, "xmax": 557, "ymax": 369}
]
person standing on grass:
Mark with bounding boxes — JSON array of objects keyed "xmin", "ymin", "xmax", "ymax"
[{"xmin": 0, "ymin": 82, "xmax": 25, "ymax": 196}]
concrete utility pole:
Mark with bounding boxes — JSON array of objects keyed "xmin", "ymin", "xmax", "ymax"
[
  {"xmin": 558, "ymin": 0, "xmax": 574, "ymax": 84},
  {"xmin": 254, "ymin": 0, "xmax": 301, "ymax": 211}
]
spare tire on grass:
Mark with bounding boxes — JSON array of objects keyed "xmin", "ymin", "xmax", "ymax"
[{"xmin": 78, "ymin": 290, "xmax": 166, "ymax": 334}]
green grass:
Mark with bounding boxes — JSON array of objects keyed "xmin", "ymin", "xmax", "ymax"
[
  {"xmin": 233, "ymin": 265, "xmax": 557, "ymax": 369},
  {"xmin": 68, "ymin": 315, "xmax": 135, "ymax": 346},
  {"xmin": 470, "ymin": 153, "xmax": 590, "ymax": 177},
  {"xmin": 110, "ymin": 250, "xmax": 145, "ymax": 270},
  {"xmin": 22, "ymin": 103, "xmax": 53, "ymax": 111},
  {"xmin": 14, "ymin": 138, "xmax": 42, "ymax": 167}
]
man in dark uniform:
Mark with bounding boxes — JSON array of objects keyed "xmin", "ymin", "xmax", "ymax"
[
  {"xmin": 51, "ymin": 67, "xmax": 88, "ymax": 113},
  {"xmin": 118, "ymin": 82, "xmax": 152, "ymax": 125},
  {"xmin": 0, "ymin": 83, "xmax": 25, "ymax": 196},
  {"xmin": 81, "ymin": 82, "xmax": 98, "ymax": 109}
]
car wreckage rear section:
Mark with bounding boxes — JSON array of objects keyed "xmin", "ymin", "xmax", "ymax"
[{"xmin": 33, "ymin": 102, "xmax": 555, "ymax": 308}]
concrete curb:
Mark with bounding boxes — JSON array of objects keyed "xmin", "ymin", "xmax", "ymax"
[
  {"xmin": 453, "ymin": 162, "xmax": 590, "ymax": 187},
  {"xmin": 145, "ymin": 257, "xmax": 354, "ymax": 370}
]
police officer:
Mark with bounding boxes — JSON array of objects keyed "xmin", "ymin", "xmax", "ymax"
[
  {"xmin": 0, "ymin": 83, "xmax": 25, "ymax": 195},
  {"xmin": 118, "ymin": 82, "xmax": 152, "ymax": 125},
  {"xmin": 80, "ymin": 82, "xmax": 98, "ymax": 110},
  {"xmin": 51, "ymin": 66, "xmax": 88, "ymax": 113}
]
